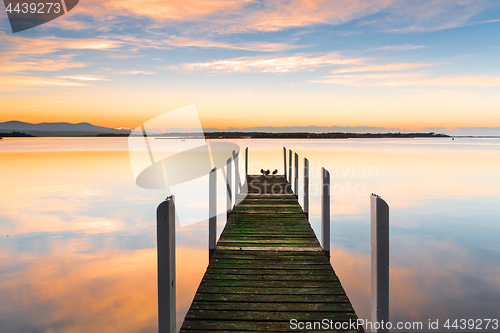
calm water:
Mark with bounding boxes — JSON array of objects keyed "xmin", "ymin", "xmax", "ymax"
[{"xmin": 1, "ymin": 137, "xmax": 499, "ymax": 332}]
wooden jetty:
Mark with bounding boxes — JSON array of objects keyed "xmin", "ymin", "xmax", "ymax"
[{"xmin": 179, "ymin": 174, "xmax": 362, "ymax": 332}]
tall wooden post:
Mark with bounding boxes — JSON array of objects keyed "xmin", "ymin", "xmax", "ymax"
[
  {"xmin": 233, "ymin": 151, "xmax": 240, "ymax": 196},
  {"xmin": 157, "ymin": 196, "xmax": 176, "ymax": 333},
  {"xmin": 288, "ymin": 149, "xmax": 292, "ymax": 183},
  {"xmin": 209, "ymin": 168, "xmax": 217, "ymax": 258},
  {"xmin": 245, "ymin": 147, "xmax": 248, "ymax": 178},
  {"xmin": 226, "ymin": 158, "xmax": 232, "ymax": 214},
  {"xmin": 371, "ymin": 194, "xmax": 389, "ymax": 332},
  {"xmin": 294, "ymin": 153, "xmax": 299, "ymax": 195},
  {"xmin": 304, "ymin": 158, "xmax": 309, "ymax": 215},
  {"xmin": 283, "ymin": 147, "xmax": 287, "ymax": 178},
  {"xmin": 321, "ymin": 168, "xmax": 330, "ymax": 258}
]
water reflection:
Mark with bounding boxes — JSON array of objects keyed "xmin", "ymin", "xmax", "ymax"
[{"xmin": 0, "ymin": 137, "xmax": 499, "ymax": 332}]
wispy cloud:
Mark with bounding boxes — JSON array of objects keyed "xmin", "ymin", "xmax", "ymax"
[
  {"xmin": 173, "ymin": 53, "xmax": 365, "ymax": 73},
  {"xmin": 311, "ymin": 73, "xmax": 500, "ymax": 87},
  {"xmin": 374, "ymin": 44, "xmax": 426, "ymax": 51},
  {"xmin": 99, "ymin": 34, "xmax": 300, "ymax": 53},
  {"xmin": 369, "ymin": 0, "xmax": 490, "ymax": 33},
  {"xmin": 476, "ymin": 18, "xmax": 500, "ymax": 24},
  {"xmin": 0, "ymin": 34, "xmax": 123, "ymax": 77},
  {"xmin": 163, "ymin": 36, "xmax": 300, "ymax": 52},
  {"xmin": 0, "ymin": 34, "xmax": 122, "ymax": 56},
  {"xmin": 330, "ymin": 63, "xmax": 427, "ymax": 74},
  {"xmin": 0, "ymin": 75, "xmax": 89, "ymax": 91},
  {"xmin": 120, "ymin": 70, "xmax": 155, "ymax": 75},
  {"xmin": 0, "ymin": 55, "xmax": 87, "ymax": 74},
  {"xmin": 57, "ymin": 75, "xmax": 111, "ymax": 81}
]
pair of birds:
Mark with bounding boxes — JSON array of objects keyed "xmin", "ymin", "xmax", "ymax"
[{"xmin": 260, "ymin": 169, "xmax": 278, "ymax": 175}]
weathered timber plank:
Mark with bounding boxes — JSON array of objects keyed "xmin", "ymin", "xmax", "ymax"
[
  {"xmin": 181, "ymin": 320, "xmax": 359, "ymax": 332},
  {"xmin": 217, "ymin": 239, "xmax": 319, "ymax": 244},
  {"xmin": 211, "ymin": 255, "xmax": 328, "ymax": 260},
  {"xmin": 208, "ymin": 259, "xmax": 328, "ymax": 265},
  {"xmin": 214, "ymin": 244, "xmax": 320, "ymax": 249},
  {"xmin": 184, "ymin": 309, "xmax": 358, "ymax": 321},
  {"xmin": 199, "ymin": 280, "xmax": 343, "ymax": 288},
  {"xmin": 190, "ymin": 302, "xmax": 353, "ymax": 312},
  {"xmin": 203, "ymin": 274, "xmax": 339, "ymax": 282},
  {"xmin": 205, "ymin": 268, "xmax": 336, "ymax": 276},
  {"xmin": 214, "ymin": 250, "xmax": 327, "ymax": 256},
  {"xmin": 195, "ymin": 286, "xmax": 346, "ymax": 295},
  {"xmin": 192, "ymin": 293, "xmax": 351, "ymax": 303}
]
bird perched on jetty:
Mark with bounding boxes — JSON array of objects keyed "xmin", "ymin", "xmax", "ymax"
[
  {"xmin": 272, "ymin": 169, "xmax": 278, "ymax": 175},
  {"xmin": 264, "ymin": 169, "xmax": 271, "ymax": 175},
  {"xmin": 260, "ymin": 169, "xmax": 265, "ymax": 175}
]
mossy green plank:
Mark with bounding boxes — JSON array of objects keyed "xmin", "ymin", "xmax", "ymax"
[
  {"xmin": 204, "ymin": 274, "xmax": 339, "ymax": 282},
  {"xmin": 199, "ymin": 280, "xmax": 341, "ymax": 288},
  {"xmin": 211, "ymin": 255, "xmax": 328, "ymax": 261},
  {"xmin": 192, "ymin": 293, "xmax": 351, "ymax": 303},
  {"xmin": 205, "ymin": 268, "xmax": 336, "ymax": 276},
  {"xmin": 185, "ymin": 309, "xmax": 358, "ymax": 321},
  {"xmin": 190, "ymin": 301, "xmax": 354, "ymax": 312},
  {"xmin": 196, "ymin": 286, "xmax": 346, "ymax": 295},
  {"xmin": 181, "ymin": 320, "xmax": 360, "ymax": 332},
  {"xmin": 214, "ymin": 250, "xmax": 326, "ymax": 256}
]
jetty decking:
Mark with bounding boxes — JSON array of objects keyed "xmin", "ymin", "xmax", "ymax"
[{"xmin": 180, "ymin": 175, "xmax": 362, "ymax": 332}]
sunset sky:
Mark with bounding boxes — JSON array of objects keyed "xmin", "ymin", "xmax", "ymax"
[{"xmin": 1, "ymin": 0, "xmax": 500, "ymax": 130}]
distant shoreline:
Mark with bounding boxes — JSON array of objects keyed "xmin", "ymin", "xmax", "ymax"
[
  {"xmin": 102, "ymin": 132, "xmax": 450, "ymax": 139},
  {"xmin": 3, "ymin": 131, "xmax": 500, "ymax": 139}
]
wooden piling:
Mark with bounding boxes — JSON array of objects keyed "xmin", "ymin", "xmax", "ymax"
[
  {"xmin": 245, "ymin": 147, "xmax": 249, "ymax": 177},
  {"xmin": 304, "ymin": 158, "xmax": 309, "ymax": 215},
  {"xmin": 294, "ymin": 153, "xmax": 299, "ymax": 196},
  {"xmin": 371, "ymin": 194, "xmax": 389, "ymax": 332},
  {"xmin": 209, "ymin": 168, "xmax": 217, "ymax": 258},
  {"xmin": 321, "ymin": 168, "xmax": 330, "ymax": 257},
  {"xmin": 233, "ymin": 150, "xmax": 240, "ymax": 196},
  {"xmin": 226, "ymin": 158, "xmax": 232, "ymax": 214},
  {"xmin": 157, "ymin": 196, "xmax": 176, "ymax": 333},
  {"xmin": 283, "ymin": 147, "xmax": 287, "ymax": 178}
]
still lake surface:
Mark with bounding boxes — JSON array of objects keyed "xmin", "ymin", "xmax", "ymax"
[{"xmin": 0, "ymin": 137, "xmax": 499, "ymax": 332}]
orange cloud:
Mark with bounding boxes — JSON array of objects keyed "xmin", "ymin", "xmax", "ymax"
[
  {"xmin": 0, "ymin": 34, "xmax": 122, "ymax": 56},
  {"xmin": 0, "ymin": 55, "xmax": 87, "ymax": 73},
  {"xmin": 105, "ymin": 0, "xmax": 243, "ymax": 21},
  {"xmin": 234, "ymin": 0, "xmax": 394, "ymax": 33},
  {"xmin": 88, "ymin": 0, "xmax": 393, "ymax": 33},
  {"xmin": 0, "ymin": 34, "xmax": 122, "ymax": 89},
  {"xmin": 59, "ymin": 0, "xmax": 490, "ymax": 35},
  {"xmin": 0, "ymin": 75, "xmax": 88, "ymax": 91}
]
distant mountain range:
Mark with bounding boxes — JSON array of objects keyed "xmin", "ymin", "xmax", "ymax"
[
  {"xmin": 0, "ymin": 121, "xmax": 131, "ymax": 137},
  {"xmin": 1, "ymin": 121, "xmax": 499, "ymax": 137}
]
